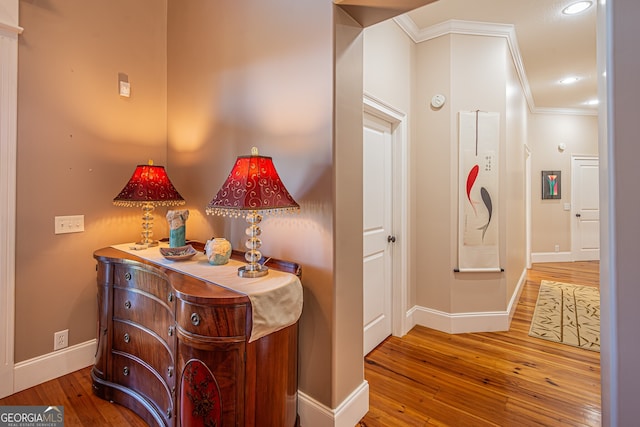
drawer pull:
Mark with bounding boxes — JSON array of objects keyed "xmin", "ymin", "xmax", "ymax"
[
  {"xmin": 168, "ymin": 292, "xmax": 174, "ymax": 303},
  {"xmin": 168, "ymin": 326, "xmax": 174, "ymax": 337},
  {"xmin": 167, "ymin": 367, "xmax": 173, "ymax": 378},
  {"xmin": 166, "ymin": 408, "xmax": 172, "ymax": 419},
  {"xmin": 124, "ymin": 300, "xmax": 131, "ymax": 309},
  {"xmin": 123, "ymin": 333, "xmax": 130, "ymax": 343},
  {"xmin": 123, "ymin": 366, "xmax": 129, "ymax": 376},
  {"xmin": 124, "ymin": 272, "xmax": 132, "ymax": 281},
  {"xmin": 190, "ymin": 313, "xmax": 201, "ymax": 326}
]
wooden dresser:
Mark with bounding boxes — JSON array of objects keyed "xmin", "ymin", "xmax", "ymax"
[{"xmin": 91, "ymin": 245, "xmax": 301, "ymax": 426}]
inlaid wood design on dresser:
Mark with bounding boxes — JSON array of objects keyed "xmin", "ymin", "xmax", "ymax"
[{"xmin": 92, "ymin": 246, "xmax": 301, "ymax": 426}]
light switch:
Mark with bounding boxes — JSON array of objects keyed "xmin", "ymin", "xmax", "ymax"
[
  {"xmin": 55, "ymin": 215, "xmax": 85, "ymax": 234},
  {"xmin": 119, "ymin": 80, "xmax": 130, "ymax": 97}
]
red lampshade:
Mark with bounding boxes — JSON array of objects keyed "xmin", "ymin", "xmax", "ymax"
[
  {"xmin": 206, "ymin": 151, "xmax": 299, "ymax": 217},
  {"xmin": 113, "ymin": 161, "xmax": 186, "ymax": 207}
]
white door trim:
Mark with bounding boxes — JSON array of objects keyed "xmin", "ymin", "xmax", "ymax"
[
  {"xmin": 363, "ymin": 93, "xmax": 410, "ymax": 337},
  {"xmin": 524, "ymin": 143, "xmax": 532, "ymax": 268},
  {"xmin": 0, "ymin": 2, "xmax": 22, "ymax": 399}
]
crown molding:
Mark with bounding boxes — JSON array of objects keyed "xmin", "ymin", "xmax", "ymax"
[
  {"xmin": 393, "ymin": 17, "xmax": 595, "ymax": 116},
  {"xmin": 532, "ymin": 106, "xmax": 597, "ymax": 116}
]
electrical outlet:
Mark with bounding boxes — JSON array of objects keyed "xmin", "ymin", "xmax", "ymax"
[
  {"xmin": 554, "ymin": 244, "xmax": 560, "ymax": 252},
  {"xmin": 54, "ymin": 329, "xmax": 68, "ymax": 351}
]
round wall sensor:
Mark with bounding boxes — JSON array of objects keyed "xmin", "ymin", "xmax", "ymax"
[{"xmin": 431, "ymin": 94, "xmax": 446, "ymax": 108}]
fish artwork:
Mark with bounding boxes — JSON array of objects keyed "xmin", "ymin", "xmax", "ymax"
[
  {"xmin": 478, "ymin": 187, "xmax": 493, "ymax": 240},
  {"xmin": 466, "ymin": 164, "xmax": 479, "ymax": 215}
]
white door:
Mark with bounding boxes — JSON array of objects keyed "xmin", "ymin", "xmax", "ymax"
[
  {"xmin": 571, "ymin": 156, "xmax": 600, "ymax": 261},
  {"xmin": 363, "ymin": 113, "xmax": 393, "ymax": 356}
]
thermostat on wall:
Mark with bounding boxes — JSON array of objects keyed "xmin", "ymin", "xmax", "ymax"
[{"xmin": 431, "ymin": 94, "xmax": 446, "ymax": 108}]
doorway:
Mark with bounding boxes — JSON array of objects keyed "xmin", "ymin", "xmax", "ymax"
[{"xmin": 362, "ymin": 94, "xmax": 409, "ymax": 356}]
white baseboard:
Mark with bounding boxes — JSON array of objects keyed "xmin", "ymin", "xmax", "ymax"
[
  {"xmin": 13, "ymin": 339, "xmax": 96, "ymax": 394},
  {"xmin": 531, "ymin": 251, "xmax": 572, "ymax": 263},
  {"xmin": 407, "ymin": 268, "xmax": 527, "ymax": 334},
  {"xmin": 298, "ymin": 380, "xmax": 369, "ymax": 427}
]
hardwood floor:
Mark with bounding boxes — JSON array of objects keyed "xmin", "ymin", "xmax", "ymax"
[
  {"xmin": 0, "ymin": 262, "xmax": 599, "ymax": 426},
  {"xmin": 358, "ymin": 261, "xmax": 601, "ymax": 427},
  {"xmin": 0, "ymin": 368, "xmax": 147, "ymax": 426}
]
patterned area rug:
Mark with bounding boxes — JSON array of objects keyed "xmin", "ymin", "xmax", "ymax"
[{"xmin": 529, "ymin": 280, "xmax": 600, "ymax": 352}]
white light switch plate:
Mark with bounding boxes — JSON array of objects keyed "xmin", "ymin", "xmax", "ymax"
[
  {"xmin": 119, "ymin": 80, "xmax": 130, "ymax": 97},
  {"xmin": 55, "ymin": 215, "xmax": 84, "ymax": 234}
]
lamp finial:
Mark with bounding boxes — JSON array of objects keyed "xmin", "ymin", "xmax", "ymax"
[{"xmin": 251, "ymin": 147, "xmax": 259, "ymax": 156}]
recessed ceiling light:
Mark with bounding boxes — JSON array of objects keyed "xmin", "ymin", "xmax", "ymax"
[
  {"xmin": 560, "ymin": 76, "xmax": 580, "ymax": 84},
  {"xmin": 562, "ymin": 1, "xmax": 593, "ymax": 15}
]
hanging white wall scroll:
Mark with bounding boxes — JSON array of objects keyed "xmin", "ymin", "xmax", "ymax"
[{"xmin": 457, "ymin": 111, "xmax": 501, "ymax": 273}]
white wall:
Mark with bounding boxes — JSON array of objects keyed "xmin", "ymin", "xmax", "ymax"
[
  {"xmin": 600, "ymin": 1, "xmax": 640, "ymax": 424},
  {"xmin": 363, "ymin": 19, "xmax": 415, "ymax": 309},
  {"xmin": 365, "ymin": 22, "xmax": 528, "ymax": 333},
  {"xmin": 529, "ymin": 113, "xmax": 598, "ymax": 256}
]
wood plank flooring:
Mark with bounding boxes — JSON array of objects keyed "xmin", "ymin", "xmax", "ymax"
[
  {"xmin": 0, "ymin": 262, "xmax": 600, "ymax": 426},
  {"xmin": 0, "ymin": 367, "xmax": 148, "ymax": 426},
  {"xmin": 358, "ymin": 261, "xmax": 601, "ymax": 427}
]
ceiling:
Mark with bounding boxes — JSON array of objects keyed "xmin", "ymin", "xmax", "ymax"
[{"xmin": 399, "ymin": 0, "xmax": 597, "ymax": 114}]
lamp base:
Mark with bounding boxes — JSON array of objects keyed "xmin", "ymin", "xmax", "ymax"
[{"xmin": 237, "ymin": 265, "xmax": 269, "ymax": 278}]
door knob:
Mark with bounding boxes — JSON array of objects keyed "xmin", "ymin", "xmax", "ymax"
[
  {"xmin": 576, "ymin": 213, "xmax": 581, "ymax": 218},
  {"xmin": 387, "ymin": 235, "xmax": 396, "ymax": 243}
]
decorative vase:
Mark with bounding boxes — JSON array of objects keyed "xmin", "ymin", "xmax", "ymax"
[
  {"xmin": 166, "ymin": 209, "xmax": 189, "ymax": 248},
  {"xmin": 205, "ymin": 238, "xmax": 232, "ymax": 265}
]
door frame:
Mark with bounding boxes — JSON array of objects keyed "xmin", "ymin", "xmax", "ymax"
[
  {"xmin": 0, "ymin": 2, "xmax": 21, "ymax": 399},
  {"xmin": 363, "ymin": 93, "xmax": 409, "ymax": 338},
  {"xmin": 571, "ymin": 155, "xmax": 600, "ymax": 261}
]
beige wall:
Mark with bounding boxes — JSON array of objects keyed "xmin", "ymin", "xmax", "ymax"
[
  {"xmin": 364, "ymin": 19, "xmax": 414, "ymax": 112},
  {"xmin": 529, "ymin": 113, "xmax": 598, "ymax": 254},
  {"xmin": 504, "ymin": 47, "xmax": 529, "ymax": 301},
  {"xmin": 364, "ymin": 21, "xmax": 528, "ymax": 320},
  {"xmin": 334, "ymin": 7, "xmax": 367, "ymax": 407},
  {"xmin": 16, "ymin": 0, "xmax": 168, "ymax": 362},
  {"xmin": 412, "ymin": 33, "xmax": 453, "ymax": 311},
  {"xmin": 13, "ymin": 0, "xmax": 421, "ymax": 414},
  {"xmin": 166, "ymin": 0, "xmax": 362, "ymax": 409},
  {"xmin": 413, "ymin": 33, "xmax": 527, "ymax": 314},
  {"xmin": 363, "ymin": 18, "xmax": 415, "ymax": 307}
]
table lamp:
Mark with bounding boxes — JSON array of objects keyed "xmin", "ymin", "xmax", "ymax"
[
  {"xmin": 113, "ymin": 160, "xmax": 185, "ymax": 246},
  {"xmin": 206, "ymin": 147, "xmax": 300, "ymax": 278}
]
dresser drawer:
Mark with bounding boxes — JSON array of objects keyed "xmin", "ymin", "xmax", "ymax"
[
  {"xmin": 176, "ymin": 300, "xmax": 247, "ymax": 337},
  {"xmin": 113, "ymin": 320, "xmax": 176, "ymax": 388},
  {"xmin": 112, "ymin": 352, "xmax": 174, "ymax": 424},
  {"xmin": 114, "ymin": 264, "xmax": 175, "ymax": 308},
  {"xmin": 114, "ymin": 288, "xmax": 175, "ymax": 345}
]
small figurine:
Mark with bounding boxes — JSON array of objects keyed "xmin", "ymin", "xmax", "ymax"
[{"xmin": 166, "ymin": 209, "xmax": 189, "ymax": 247}]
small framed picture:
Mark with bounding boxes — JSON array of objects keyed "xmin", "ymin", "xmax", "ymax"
[{"xmin": 542, "ymin": 170, "xmax": 561, "ymax": 199}]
